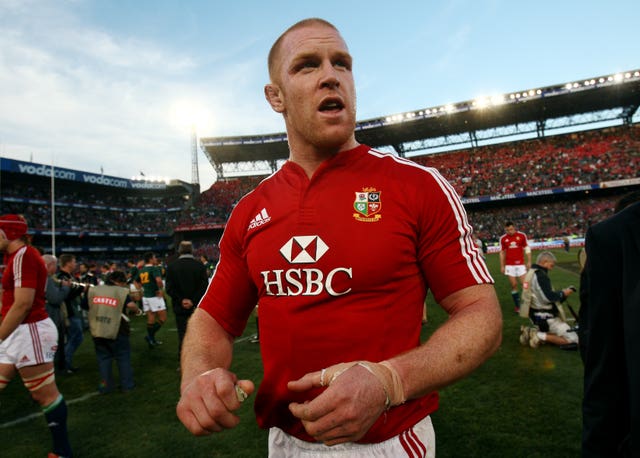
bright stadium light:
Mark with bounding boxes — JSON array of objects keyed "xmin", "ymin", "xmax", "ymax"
[
  {"xmin": 473, "ymin": 97, "xmax": 490, "ymax": 109},
  {"xmin": 613, "ymin": 73, "xmax": 624, "ymax": 83},
  {"xmin": 491, "ymin": 95, "xmax": 505, "ymax": 106},
  {"xmin": 169, "ymin": 98, "xmax": 214, "ymax": 135}
]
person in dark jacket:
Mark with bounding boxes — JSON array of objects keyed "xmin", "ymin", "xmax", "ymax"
[
  {"xmin": 56, "ymin": 254, "xmax": 88, "ymax": 374},
  {"xmin": 165, "ymin": 241, "xmax": 209, "ymax": 362},
  {"xmin": 43, "ymin": 254, "xmax": 70, "ymax": 372},
  {"xmin": 580, "ymin": 197, "xmax": 640, "ymax": 457}
]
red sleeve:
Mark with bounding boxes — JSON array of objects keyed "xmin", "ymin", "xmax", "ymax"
[
  {"xmin": 197, "ymin": 207, "xmax": 259, "ymax": 338},
  {"xmin": 416, "ymin": 169, "xmax": 493, "ymax": 303},
  {"xmin": 15, "ymin": 249, "xmax": 40, "ymax": 289}
]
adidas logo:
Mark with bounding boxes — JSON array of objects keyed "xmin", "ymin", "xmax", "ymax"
[{"xmin": 248, "ymin": 208, "xmax": 271, "ymax": 230}]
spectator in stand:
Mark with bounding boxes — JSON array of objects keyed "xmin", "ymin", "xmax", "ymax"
[
  {"xmin": 166, "ymin": 241, "xmax": 209, "ymax": 364},
  {"xmin": 500, "ymin": 222, "xmax": 531, "ymax": 313}
]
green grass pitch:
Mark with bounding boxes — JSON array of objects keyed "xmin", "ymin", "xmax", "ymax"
[{"xmin": 1, "ymin": 249, "xmax": 584, "ymax": 457}]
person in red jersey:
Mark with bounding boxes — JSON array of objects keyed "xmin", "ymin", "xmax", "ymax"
[
  {"xmin": 177, "ymin": 18, "xmax": 502, "ymax": 457},
  {"xmin": 499, "ymin": 221, "xmax": 531, "ymax": 313},
  {"xmin": 0, "ymin": 215, "xmax": 72, "ymax": 458}
]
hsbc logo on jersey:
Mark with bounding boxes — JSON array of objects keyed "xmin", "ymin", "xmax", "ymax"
[
  {"xmin": 260, "ymin": 235, "xmax": 353, "ymax": 297},
  {"xmin": 279, "ymin": 235, "xmax": 329, "ymax": 263}
]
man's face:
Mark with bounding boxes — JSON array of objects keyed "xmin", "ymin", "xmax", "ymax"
[
  {"xmin": 267, "ymin": 23, "xmax": 357, "ymax": 152},
  {"xmin": 541, "ymin": 259, "xmax": 555, "ymax": 270},
  {"xmin": 505, "ymin": 225, "xmax": 516, "ymax": 236},
  {"xmin": 47, "ymin": 262, "xmax": 57, "ymax": 275}
]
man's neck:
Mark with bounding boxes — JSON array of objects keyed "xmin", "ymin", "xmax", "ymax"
[
  {"xmin": 287, "ymin": 138, "xmax": 359, "ymax": 178},
  {"xmin": 7, "ymin": 240, "xmax": 25, "ymax": 254}
]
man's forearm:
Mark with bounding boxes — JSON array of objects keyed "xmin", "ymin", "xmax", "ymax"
[
  {"xmin": 180, "ymin": 308, "xmax": 235, "ymax": 392},
  {"xmin": 388, "ymin": 284, "xmax": 502, "ymax": 401}
]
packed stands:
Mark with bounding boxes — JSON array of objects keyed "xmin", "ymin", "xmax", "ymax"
[
  {"xmin": 1, "ymin": 123, "xmax": 638, "ymax": 263},
  {"xmin": 412, "ymin": 124, "xmax": 639, "ymax": 198}
]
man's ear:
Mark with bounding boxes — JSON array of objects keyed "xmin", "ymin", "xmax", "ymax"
[{"xmin": 264, "ymin": 84, "xmax": 285, "ymax": 113}]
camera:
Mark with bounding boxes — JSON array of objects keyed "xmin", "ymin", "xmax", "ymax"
[{"xmin": 568, "ymin": 285, "xmax": 577, "ymax": 292}]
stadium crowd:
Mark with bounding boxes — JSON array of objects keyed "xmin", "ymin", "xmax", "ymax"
[
  {"xmin": 0, "ymin": 124, "xmax": 637, "ymax": 261},
  {"xmin": 413, "ymin": 124, "xmax": 640, "ymax": 197},
  {"xmin": 467, "ymin": 196, "xmax": 617, "ymax": 241}
]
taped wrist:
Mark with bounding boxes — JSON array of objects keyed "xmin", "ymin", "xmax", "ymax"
[{"xmin": 320, "ymin": 360, "xmax": 406, "ymax": 410}]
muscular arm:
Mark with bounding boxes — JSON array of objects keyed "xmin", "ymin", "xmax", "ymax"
[
  {"xmin": 0, "ymin": 287, "xmax": 35, "ymax": 340},
  {"xmin": 180, "ymin": 308, "xmax": 234, "ymax": 389},
  {"xmin": 288, "ymin": 283, "xmax": 502, "ymax": 444},
  {"xmin": 389, "ymin": 283, "xmax": 502, "ymax": 398},
  {"xmin": 177, "ymin": 308, "xmax": 255, "ymax": 435}
]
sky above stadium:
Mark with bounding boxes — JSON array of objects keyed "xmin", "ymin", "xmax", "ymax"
[{"xmin": 1, "ymin": 0, "xmax": 638, "ymax": 191}]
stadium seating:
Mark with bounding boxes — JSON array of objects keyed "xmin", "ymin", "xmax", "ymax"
[{"xmin": 1, "ymin": 123, "xmax": 637, "ymax": 264}]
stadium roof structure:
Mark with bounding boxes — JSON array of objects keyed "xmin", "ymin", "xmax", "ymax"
[{"xmin": 200, "ymin": 69, "xmax": 640, "ymax": 179}]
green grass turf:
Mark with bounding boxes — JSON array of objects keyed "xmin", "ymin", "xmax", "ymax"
[{"xmin": 1, "ymin": 249, "xmax": 584, "ymax": 457}]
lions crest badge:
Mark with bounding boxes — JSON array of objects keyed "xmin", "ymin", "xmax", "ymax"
[{"xmin": 353, "ymin": 188, "xmax": 382, "ymax": 222}]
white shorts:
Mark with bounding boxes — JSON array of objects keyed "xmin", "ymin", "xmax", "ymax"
[
  {"xmin": 268, "ymin": 415, "xmax": 435, "ymax": 458},
  {"xmin": 548, "ymin": 317, "xmax": 579, "ymax": 343},
  {"xmin": 504, "ymin": 265, "xmax": 527, "ymax": 277},
  {"xmin": 0, "ymin": 318, "xmax": 58, "ymax": 369},
  {"xmin": 142, "ymin": 296, "xmax": 166, "ymax": 313}
]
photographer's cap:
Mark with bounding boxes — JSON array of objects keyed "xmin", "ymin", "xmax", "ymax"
[{"xmin": 0, "ymin": 214, "xmax": 28, "ymax": 240}]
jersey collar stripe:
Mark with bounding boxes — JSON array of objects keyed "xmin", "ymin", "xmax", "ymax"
[{"xmin": 365, "ymin": 148, "xmax": 493, "ymax": 284}]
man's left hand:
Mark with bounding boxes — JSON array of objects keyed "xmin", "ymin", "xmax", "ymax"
[
  {"xmin": 181, "ymin": 299, "xmax": 194, "ymax": 309},
  {"xmin": 287, "ymin": 363, "xmax": 387, "ymax": 445}
]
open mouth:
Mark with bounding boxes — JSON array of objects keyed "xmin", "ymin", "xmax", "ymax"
[{"xmin": 319, "ymin": 98, "xmax": 344, "ymax": 112}]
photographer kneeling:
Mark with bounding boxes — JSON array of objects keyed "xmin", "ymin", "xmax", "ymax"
[{"xmin": 519, "ymin": 251, "xmax": 578, "ymax": 349}]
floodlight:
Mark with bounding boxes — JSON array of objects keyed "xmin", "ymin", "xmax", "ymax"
[{"xmin": 491, "ymin": 95, "xmax": 505, "ymax": 105}]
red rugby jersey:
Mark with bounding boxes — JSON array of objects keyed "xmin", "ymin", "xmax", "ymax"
[
  {"xmin": 499, "ymin": 231, "xmax": 529, "ymax": 265},
  {"xmin": 1, "ymin": 245, "xmax": 48, "ymax": 323},
  {"xmin": 199, "ymin": 144, "xmax": 493, "ymax": 443}
]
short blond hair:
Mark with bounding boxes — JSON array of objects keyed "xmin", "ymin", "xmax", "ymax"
[{"xmin": 267, "ymin": 18, "xmax": 339, "ymax": 82}]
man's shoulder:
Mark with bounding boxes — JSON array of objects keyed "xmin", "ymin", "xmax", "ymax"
[
  {"xmin": 171, "ymin": 257, "xmax": 203, "ymax": 268},
  {"xmin": 594, "ymin": 201, "xmax": 640, "ymax": 234}
]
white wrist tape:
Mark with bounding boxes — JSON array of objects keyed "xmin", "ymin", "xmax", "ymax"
[{"xmin": 320, "ymin": 360, "xmax": 406, "ymax": 410}]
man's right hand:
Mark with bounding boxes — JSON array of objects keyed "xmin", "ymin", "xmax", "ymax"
[{"xmin": 176, "ymin": 367, "xmax": 254, "ymax": 435}]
